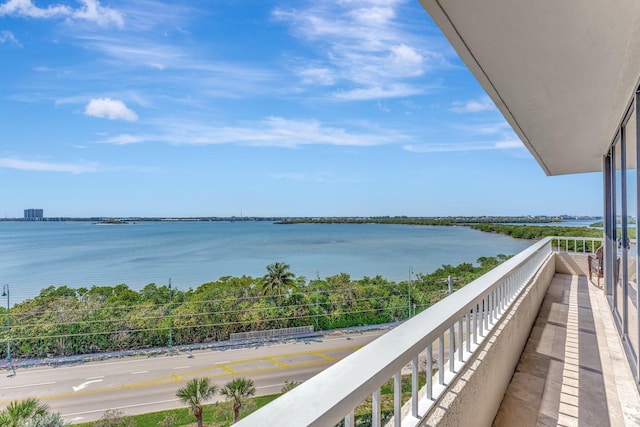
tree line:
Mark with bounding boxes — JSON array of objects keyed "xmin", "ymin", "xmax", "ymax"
[{"xmin": 0, "ymin": 256, "xmax": 510, "ymax": 359}]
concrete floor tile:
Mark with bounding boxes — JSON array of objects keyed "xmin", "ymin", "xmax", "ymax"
[{"xmin": 493, "ymin": 393, "xmax": 540, "ymax": 427}]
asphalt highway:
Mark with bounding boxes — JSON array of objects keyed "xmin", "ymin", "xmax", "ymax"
[{"xmin": 0, "ymin": 330, "xmax": 387, "ymax": 424}]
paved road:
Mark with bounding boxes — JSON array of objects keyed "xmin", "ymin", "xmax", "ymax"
[{"xmin": 0, "ymin": 331, "xmax": 387, "ymax": 424}]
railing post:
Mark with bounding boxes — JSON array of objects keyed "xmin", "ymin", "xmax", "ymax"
[
  {"xmin": 438, "ymin": 334, "xmax": 445, "ymax": 384},
  {"xmin": 449, "ymin": 326, "xmax": 455, "ymax": 372},
  {"xmin": 412, "ymin": 356, "xmax": 419, "ymax": 417},
  {"xmin": 372, "ymin": 389, "xmax": 381, "ymax": 427},
  {"xmin": 345, "ymin": 412, "xmax": 355, "ymax": 427},
  {"xmin": 394, "ymin": 371, "xmax": 402, "ymax": 427},
  {"xmin": 472, "ymin": 306, "xmax": 478, "ymax": 344},
  {"xmin": 427, "ymin": 342, "xmax": 433, "ymax": 400},
  {"xmin": 466, "ymin": 310, "xmax": 471, "ymax": 353},
  {"xmin": 458, "ymin": 319, "xmax": 463, "ymax": 362},
  {"xmin": 483, "ymin": 295, "xmax": 488, "ymax": 336}
]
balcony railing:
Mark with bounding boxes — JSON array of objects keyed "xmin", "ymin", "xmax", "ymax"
[
  {"xmin": 551, "ymin": 236, "xmax": 603, "ymax": 253},
  {"xmin": 236, "ymin": 237, "xmax": 555, "ymax": 426}
]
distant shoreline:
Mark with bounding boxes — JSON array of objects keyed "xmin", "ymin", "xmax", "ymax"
[{"xmin": 0, "ymin": 215, "xmax": 599, "ymax": 223}]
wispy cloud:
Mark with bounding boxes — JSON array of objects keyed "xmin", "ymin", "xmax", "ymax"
[
  {"xmin": 334, "ymin": 83, "xmax": 425, "ymax": 101},
  {"xmin": 0, "ymin": 29, "xmax": 21, "ymax": 46},
  {"xmin": 450, "ymin": 96, "xmax": 496, "ymax": 113},
  {"xmin": 73, "ymin": 34, "xmax": 277, "ymax": 97},
  {"xmin": 98, "ymin": 116, "xmax": 410, "ymax": 148},
  {"xmin": 0, "ymin": 157, "xmax": 97, "ymax": 173},
  {"xmin": 0, "ymin": 0, "xmax": 124, "ymax": 27},
  {"xmin": 403, "ymin": 139, "xmax": 523, "ymax": 153},
  {"xmin": 273, "ymin": 0, "xmax": 445, "ymax": 100},
  {"xmin": 85, "ymin": 98, "xmax": 138, "ymax": 121}
]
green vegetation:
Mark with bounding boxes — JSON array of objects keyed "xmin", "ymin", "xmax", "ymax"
[
  {"xmin": 276, "ymin": 215, "xmax": 565, "ymax": 226},
  {"xmin": 469, "ymin": 224, "xmax": 609, "ymax": 252},
  {"xmin": 221, "ymin": 378, "xmax": 256, "ymax": 423},
  {"xmin": 469, "ymin": 223, "xmax": 603, "ymax": 239},
  {"xmin": 262, "ymin": 262, "xmax": 296, "ymax": 301},
  {"xmin": 0, "ymin": 398, "xmax": 68, "ymax": 427},
  {"xmin": 73, "ymin": 395, "xmax": 279, "ymax": 427},
  {"xmin": 176, "ymin": 378, "xmax": 218, "ymax": 427},
  {"xmin": 0, "ymin": 256, "xmax": 511, "ymax": 359}
]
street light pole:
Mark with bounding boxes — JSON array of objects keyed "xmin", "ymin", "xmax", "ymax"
[
  {"xmin": 2, "ymin": 284, "xmax": 10, "ymax": 362},
  {"xmin": 168, "ymin": 279, "xmax": 173, "ymax": 348}
]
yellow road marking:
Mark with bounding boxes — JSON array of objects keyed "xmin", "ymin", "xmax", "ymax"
[
  {"xmin": 312, "ymin": 352, "xmax": 337, "ymax": 362},
  {"xmin": 268, "ymin": 357, "xmax": 288, "ymax": 368},
  {"xmin": 221, "ymin": 366, "xmax": 236, "ymax": 374}
]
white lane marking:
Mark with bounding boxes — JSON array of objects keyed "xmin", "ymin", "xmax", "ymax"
[
  {"xmin": 131, "ymin": 370, "xmax": 149, "ymax": 375},
  {"xmin": 0, "ymin": 381, "xmax": 55, "ymax": 390},
  {"xmin": 172, "ymin": 366, "xmax": 191, "ymax": 370},
  {"xmin": 217, "ymin": 360, "xmax": 230, "ymax": 364},
  {"xmin": 256, "ymin": 383, "xmax": 284, "ymax": 390},
  {"xmin": 70, "ymin": 417, "xmax": 85, "ymax": 422},
  {"xmin": 86, "ymin": 376, "xmax": 104, "ymax": 380},
  {"xmin": 63, "ymin": 398, "xmax": 181, "ymax": 417},
  {"xmin": 72, "ymin": 379, "xmax": 103, "ymax": 392},
  {"xmin": 24, "ymin": 358, "xmax": 159, "ymax": 373}
]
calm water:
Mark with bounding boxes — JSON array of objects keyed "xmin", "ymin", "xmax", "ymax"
[{"xmin": 0, "ymin": 221, "xmax": 537, "ymax": 303}]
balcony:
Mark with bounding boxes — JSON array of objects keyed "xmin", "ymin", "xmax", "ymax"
[{"xmin": 236, "ymin": 237, "xmax": 640, "ymax": 426}]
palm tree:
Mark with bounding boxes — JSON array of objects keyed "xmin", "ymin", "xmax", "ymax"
[
  {"xmin": 0, "ymin": 398, "xmax": 50, "ymax": 427},
  {"xmin": 175, "ymin": 377, "xmax": 218, "ymax": 427},
  {"xmin": 262, "ymin": 262, "xmax": 295, "ymax": 301},
  {"xmin": 221, "ymin": 377, "xmax": 256, "ymax": 423}
]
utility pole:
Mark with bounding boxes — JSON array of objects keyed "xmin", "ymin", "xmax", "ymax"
[
  {"xmin": 408, "ymin": 267, "xmax": 413, "ymax": 318},
  {"xmin": 168, "ymin": 279, "xmax": 173, "ymax": 348},
  {"xmin": 315, "ymin": 271, "xmax": 320, "ymax": 331},
  {"xmin": 2, "ymin": 285, "xmax": 10, "ymax": 361}
]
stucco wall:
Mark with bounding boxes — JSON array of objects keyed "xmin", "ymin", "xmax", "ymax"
[
  {"xmin": 555, "ymin": 252, "xmax": 590, "ymax": 276},
  {"xmin": 420, "ymin": 253, "xmax": 556, "ymax": 427}
]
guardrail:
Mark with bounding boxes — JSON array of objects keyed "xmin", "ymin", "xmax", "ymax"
[
  {"xmin": 236, "ymin": 237, "xmax": 554, "ymax": 427},
  {"xmin": 230, "ymin": 326, "xmax": 315, "ymax": 341}
]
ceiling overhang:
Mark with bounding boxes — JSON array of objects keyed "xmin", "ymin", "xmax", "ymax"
[{"xmin": 419, "ymin": 0, "xmax": 640, "ymax": 175}]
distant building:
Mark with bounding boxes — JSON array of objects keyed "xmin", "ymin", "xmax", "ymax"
[{"xmin": 24, "ymin": 209, "xmax": 44, "ymax": 221}]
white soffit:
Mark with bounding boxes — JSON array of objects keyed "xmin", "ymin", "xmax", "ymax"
[{"xmin": 419, "ymin": 0, "xmax": 640, "ymax": 175}]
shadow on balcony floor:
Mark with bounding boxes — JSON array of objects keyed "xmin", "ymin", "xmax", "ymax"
[{"xmin": 493, "ymin": 273, "xmax": 640, "ymax": 427}]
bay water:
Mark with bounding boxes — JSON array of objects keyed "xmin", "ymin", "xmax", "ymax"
[{"xmin": 0, "ymin": 221, "xmax": 536, "ymax": 303}]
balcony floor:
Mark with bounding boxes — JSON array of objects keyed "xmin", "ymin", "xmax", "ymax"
[{"xmin": 493, "ymin": 273, "xmax": 640, "ymax": 426}]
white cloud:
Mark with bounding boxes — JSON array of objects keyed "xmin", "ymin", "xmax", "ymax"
[
  {"xmin": 334, "ymin": 84, "xmax": 424, "ymax": 100},
  {"xmin": 403, "ymin": 139, "xmax": 524, "ymax": 153},
  {"xmin": 0, "ymin": 0, "xmax": 123, "ymax": 27},
  {"xmin": 99, "ymin": 134, "xmax": 144, "ymax": 145},
  {"xmin": 0, "ymin": 157, "xmax": 97, "ymax": 173},
  {"xmin": 85, "ymin": 98, "xmax": 138, "ymax": 122},
  {"xmin": 450, "ymin": 96, "xmax": 496, "ymax": 113},
  {"xmin": 273, "ymin": 1, "xmax": 443, "ymax": 100},
  {"xmin": 388, "ymin": 44, "xmax": 423, "ymax": 75},
  {"xmin": 73, "ymin": 0, "xmax": 124, "ymax": 27},
  {"xmin": 495, "ymin": 139, "xmax": 523, "ymax": 149},
  {"xmin": 98, "ymin": 116, "xmax": 410, "ymax": 148},
  {"xmin": 0, "ymin": 30, "xmax": 21, "ymax": 46},
  {"xmin": 298, "ymin": 66, "xmax": 335, "ymax": 86}
]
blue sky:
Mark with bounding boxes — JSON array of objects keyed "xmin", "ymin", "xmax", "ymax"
[{"xmin": 0, "ymin": 0, "xmax": 602, "ymax": 218}]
